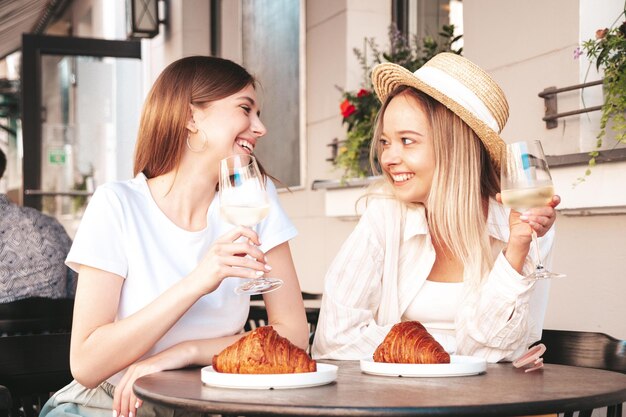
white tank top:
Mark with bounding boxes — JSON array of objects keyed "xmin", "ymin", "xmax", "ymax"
[{"xmin": 402, "ymin": 280, "xmax": 464, "ymax": 331}]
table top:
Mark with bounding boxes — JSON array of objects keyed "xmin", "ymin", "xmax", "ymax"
[{"xmin": 134, "ymin": 360, "xmax": 626, "ymax": 417}]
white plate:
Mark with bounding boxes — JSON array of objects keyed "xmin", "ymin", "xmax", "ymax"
[
  {"xmin": 201, "ymin": 363, "xmax": 338, "ymax": 389},
  {"xmin": 360, "ymin": 355, "xmax": 486, "ymax": 377}
]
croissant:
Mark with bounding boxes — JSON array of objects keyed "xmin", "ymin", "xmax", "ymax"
[
  {"xmin": 373, "ymin": 321, "xmax": 450, "ymax": 364},
  {"xmin": 212, "ymin": 326, "xmax": 317, "ymax": 374}
]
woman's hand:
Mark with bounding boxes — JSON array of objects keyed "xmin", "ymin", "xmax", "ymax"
[
  {"xmin": 112, "ymin": 361, "xmax": 153, "ymax": 417},
  {"xmin": 496, "ymin": 194, "xmax": 561, "ymax": 273},
  {"xmin": 190, "ymin": 226, "xmax": 272, "ymax": 295},
  {"xmin": 518, "ymin": 195, "xmax": 560, "ymax": 237},
  {"xmin": 496, "ymin": 194, "xmax": 561, "ymax": 242},
  {"xmin": 112, "ymin": 343, "xmax": 197, "ymax": 417}
]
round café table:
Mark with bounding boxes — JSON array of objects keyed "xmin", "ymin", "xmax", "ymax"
[{"xmin": 134, "ymin": 360, "xmax": 626, "ymax": 416}]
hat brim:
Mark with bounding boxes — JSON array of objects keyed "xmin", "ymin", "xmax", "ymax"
[{"xmin": 372, "ymin": 62, "xmax": 505, "ymax": 171}]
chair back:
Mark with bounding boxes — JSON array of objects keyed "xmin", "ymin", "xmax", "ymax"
[
  {"xmin": 244, "ymin": 305, "xmax": 269, "ymax": 332},
  {"xmin": 245, "ymin": 292, "xmax": 321, "ymax": 353},
  {"xmin": 535, "ymin": 329, "xmax": 626, "ymax": 417},
  {"xmin": 537, "ymin": 329, "xmax": 626, "ymax": 373},
  {"xmin": 0, "ymin": 385, "xmax": 10, "ymax": 417},
  {"xmin": 0, "ymin": 297, "xmax": 74, "ymax": 335},
  {"xmin": 0, "ymin": 298, "xmax": 74, "ymax": 417},
  {"xmin": 0, "ymin": 333, "xmax": 72, "ymax": 393}
]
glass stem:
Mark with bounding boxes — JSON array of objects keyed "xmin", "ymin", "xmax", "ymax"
[{"xmin": 531, "ymin": 229, "xmax": 544, "ymax": 271}]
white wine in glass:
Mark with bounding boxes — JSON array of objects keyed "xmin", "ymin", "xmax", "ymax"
[
  {"xmin": 219, "ymin": 154, "xmax": 283, "ymax": 295},
  {"xmin": 500, "ymin": 184, "xmax": 555, "ymax": 212},
  {"xmin": 220, "ymin": 204, "xmax": 270, "ymax": 228},
  {"xmin": 501, "ymin": 140, "xmax": 565, "ymax": 280}
]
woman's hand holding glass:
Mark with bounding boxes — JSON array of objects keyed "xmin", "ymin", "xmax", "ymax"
[
  {"xmin": 219, "ymin": 154, "xmax": 283, "ymax": 295},
  {"xmin": 516, "ymin": 195, "xmax": 560, "ymax": 237},
  {"xmin": 499, "ymin": 194, "xmax": 561, "ymax": 275},
  {"xmin": 500, "ymin": 140, "xmax": 565, "ymax": 280},
  {"xmin": 190, "ymin": 226, "xmax": 270, "ymax": 295}
]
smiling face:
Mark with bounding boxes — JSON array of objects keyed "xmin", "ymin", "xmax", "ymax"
[
  {"xmin": 378, "ymin": 90, "xmax": 436, "ymax": 205},
  {"xmin": 188, "ymin": 84, "xmax": 267, "ymax": 161}
]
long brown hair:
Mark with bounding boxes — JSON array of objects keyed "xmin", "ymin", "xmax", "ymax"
[
  {"xmin": 371, "ymin": 86, "xmax": 500, "ymax": 284},
  {"xmin": 133, "ymin": 56, "xmax": 256, "ymax": 178}
]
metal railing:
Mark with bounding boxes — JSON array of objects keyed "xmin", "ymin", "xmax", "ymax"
[{"xmin": 539, "ymin": 80, "xmax": 603, "ymax": 128}]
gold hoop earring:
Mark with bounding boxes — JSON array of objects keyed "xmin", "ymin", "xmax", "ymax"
[{"xmin": 186, "ymin": 129, "xmax": 208, "ymax": 153}]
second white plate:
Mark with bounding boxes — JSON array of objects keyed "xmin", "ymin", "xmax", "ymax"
[
  {"xmin": 201, "ymin": 363, "xmax": 338, "ymax": 389},
  {"xmin": 360, "ymin": 355, "xmax": 486, "ymax": 377}
]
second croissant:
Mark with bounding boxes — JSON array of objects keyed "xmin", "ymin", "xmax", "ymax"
[{"xmin": 374, "ymin": 321, "xmax": 450, "ymax": 364}]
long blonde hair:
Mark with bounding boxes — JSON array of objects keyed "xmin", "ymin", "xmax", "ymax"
[{"xmin": 370, "ymin": 86, "xmax": 500, "ymax": 284}]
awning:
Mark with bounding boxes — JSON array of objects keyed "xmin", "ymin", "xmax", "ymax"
[{"xmin": 0, "ymin": 0, "xmax": 71, "ymax": 60}]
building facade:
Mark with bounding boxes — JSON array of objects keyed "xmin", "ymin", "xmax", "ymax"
[{"xmin": 0, "ymin": 0, "xmax": 624, "ymax": 338}]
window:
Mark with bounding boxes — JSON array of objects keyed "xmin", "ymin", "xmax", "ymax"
[
  {"xmin": 392, "ymin": 0, "xmax": 463, "ymax": 50},
  {"xmin": 241, "ymin": 0, "xmax": 303, "ymax": 188}
]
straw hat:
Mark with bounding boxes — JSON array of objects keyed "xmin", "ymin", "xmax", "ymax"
[{"xmin": 371, "ymin": 52, "xmax": 509, "ymax": 170}]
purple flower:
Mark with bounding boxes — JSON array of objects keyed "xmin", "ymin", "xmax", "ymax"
[{"xmin": 573, "ymin": 46, "xmax": 582, "ymax": 59}]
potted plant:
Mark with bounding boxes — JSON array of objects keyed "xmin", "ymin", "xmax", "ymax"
[
  {"xmin": 577, "ymin": 4, "xmax": 626, "ymax": 179},
  {"xmin": 334, "ymin": 24, "xmax": 462, "ymax": 179}
]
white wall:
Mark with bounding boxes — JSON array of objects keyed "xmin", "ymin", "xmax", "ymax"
[
  {"xmin": 142, "ymin": 0, "xmax": 211, "ymax": 99},
  {"xmin": 546, "ymin": 215, "xmax": 626, "ymax": 336}
]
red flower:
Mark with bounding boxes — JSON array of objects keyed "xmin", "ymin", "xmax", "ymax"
[
  {"xmin": 596, "ymin": 28, "xmax": 609, "ymax": 39},
  {"xmin": 340, "ymin": 99, "xmax": 356, "ymax": 118},
  {"xmin": 357, "ymin": 89, "xmax": 370, "ymax": 98}
]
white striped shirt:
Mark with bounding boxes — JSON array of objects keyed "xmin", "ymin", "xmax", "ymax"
[{"xmin": 311, "ymin": 195, "xmax": 553, "ymax": 363}]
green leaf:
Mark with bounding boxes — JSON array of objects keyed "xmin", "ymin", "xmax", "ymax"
[{"xmin": 596, "ymin": 47, "xmax": 610, "ymax": 71}]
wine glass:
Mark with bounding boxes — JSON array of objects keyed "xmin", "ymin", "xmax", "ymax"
[
  {"xmin": 219, "ymin": 154, "xmax": 283, "ymax": 295},
  {"xmin": 500, "ymin": 140, "xmax": 566, "ymax": 280}
]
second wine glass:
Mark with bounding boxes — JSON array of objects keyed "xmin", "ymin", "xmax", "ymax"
[
  {"xmin": 500, "ymin": 140, "xmax": 565, "ymax": 280},
  {"xmin": 219, "ymin": 154, "xmax": 283, "ymax": 295}
]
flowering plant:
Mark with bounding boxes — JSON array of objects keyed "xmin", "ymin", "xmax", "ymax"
[
  {"xmin": 576, "ymin": 4, "xmax": 626, "ymax": 178},
  {"xmin": 336, "ymin": 88, "xmax": 380, "ymax": 178},
  {"xmin": 334, "ymin": 25, "xmax": 462, "ymax": 178}
]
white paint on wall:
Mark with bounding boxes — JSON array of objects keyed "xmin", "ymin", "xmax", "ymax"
[{"xmin": 552, "ymin": 162, "xmax": 626, "ymax": 212}]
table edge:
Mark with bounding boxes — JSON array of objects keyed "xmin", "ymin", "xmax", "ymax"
[{"xmin": 133, "ymin": 365, "xmax": 626, "ymax": 417}]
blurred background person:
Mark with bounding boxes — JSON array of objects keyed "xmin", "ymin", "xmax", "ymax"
[{"xmin": 0, "ymin": 148, "xmax": 76, "ymax": 302}]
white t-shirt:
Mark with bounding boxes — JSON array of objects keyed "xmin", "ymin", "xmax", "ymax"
[{"xmin": 66, "ymin": 173, "xmax": 297, "ymax": 384}]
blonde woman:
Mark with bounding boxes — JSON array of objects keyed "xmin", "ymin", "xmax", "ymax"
[{"xmin": 312, "ymin": 53, "xmax": 560, "ymax": 363}]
